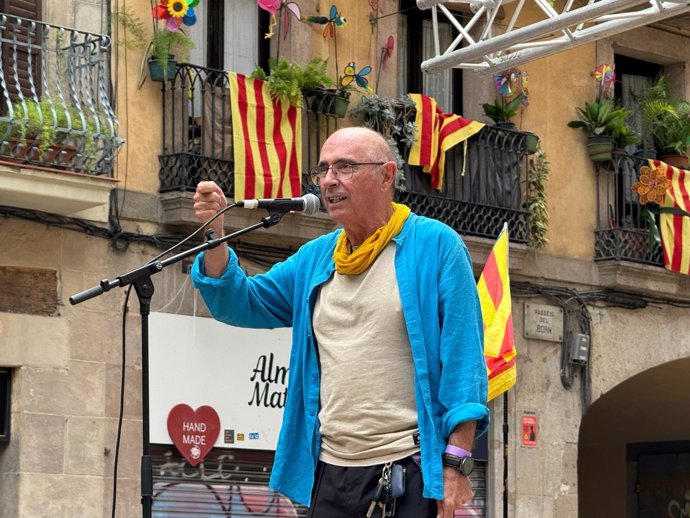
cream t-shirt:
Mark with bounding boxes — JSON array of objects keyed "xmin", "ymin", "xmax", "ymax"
[{"xmin": 313, "ymin": 243, "xmax": 420, "ymax": 466}]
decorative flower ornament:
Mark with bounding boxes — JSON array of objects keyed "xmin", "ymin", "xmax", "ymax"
[
  {"xmin": 595, "ymin": 63, "xmax": 615, "ymax": 99},
  {"xmin": 493, "ymin": 68, "xmax": 528, "ymax": 105},
  {"xmin": 153, "ymin": 0, "xmax": 198, "ymax": 31},
  {"xmin": 631, "ymin": 165, "xmax": 671, "ymax": 204},
  {"xmin": 168, "ymin": 0, "xmax": 189, "ymax": 18}
]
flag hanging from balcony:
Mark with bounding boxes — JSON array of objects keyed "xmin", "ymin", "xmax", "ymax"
[
  {"xmin": 407, "ymin": 93, "xmax": 484, "ymax": 190},
  {"xmin": 652, "ymin": 160, "xmax": 690, "ymax": 275},
  {"xmin": 228, "ymin": 72, "xmax": 302, "ymax": 200},
  {"xmin": 477, "ymin": 223, "xmax": 517, "ymax": 401}
]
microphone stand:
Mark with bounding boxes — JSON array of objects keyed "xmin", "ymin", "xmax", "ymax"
[{"xmin": 69, "ymin": 210, "xmax": 287, "ymax": 518}]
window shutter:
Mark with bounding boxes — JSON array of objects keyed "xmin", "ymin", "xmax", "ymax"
[{"xmin": 1, "ymin": 0, "xmax": 43, "ymax": 101}]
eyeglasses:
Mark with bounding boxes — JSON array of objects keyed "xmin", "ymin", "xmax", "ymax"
[{"xmin": 309, "ymin": 161, "xmax": 385, "ymax": 185}]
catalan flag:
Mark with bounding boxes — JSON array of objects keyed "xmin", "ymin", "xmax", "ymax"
[
  {"xmin": 652, "ymin": 160, "xmax": 690, "ymax": 275},
  {"xmin": 407, "ymin": 94, "xmax": 484, "ymax": 190},
  {"xmin": 477, "ymin": 223, "xmax": 517, "ymax": 401},
  {"xmin": 228, "ymin": 72, "xmax": 302, "ymax": 200}
]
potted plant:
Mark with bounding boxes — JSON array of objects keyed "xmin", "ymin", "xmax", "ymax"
[
  {"xmin": 147, "ymin": 1, "xmax": 197, "ymax": 82},
  {"xmin": 250, "ymin": 57, "xmax": 339, "ymax": 111},
  {"xmin": 639, "ymin": 77, "xmax": 690, "ymax": 168},
  {"xmin": 482, "ymin": 92, "xmax": 525, "ymax": 129},
  {"xmin": 567, "ymin": 98, "xmax": 632, "ymax": 162},
  {"xmin": 147, "ymin": 29, "xmax": 195, "ymax": 82},
  {"xmin": 0, "ymin": 97, "xmax": 97, "ymax": 168}
]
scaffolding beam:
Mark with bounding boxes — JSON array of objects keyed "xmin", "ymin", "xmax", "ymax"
[{"xmin": 418, "ymin": 0, "xmax": 690, "ymax": 73}]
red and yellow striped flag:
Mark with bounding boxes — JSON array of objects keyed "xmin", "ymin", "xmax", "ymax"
[
  {"xmin": 652, "ymin": 160, "xmax": 690, "ymax": 275},
  {"xmin": 228, "ymin": 72, "xmax": 302, "ymax": 200},
  {"xmin": 407, "ymin": 93, "xmax": 484, "ymax": 190},
  {"xmin": 477, "ymin": 223, "xmax": 517, "ymax": 401}
]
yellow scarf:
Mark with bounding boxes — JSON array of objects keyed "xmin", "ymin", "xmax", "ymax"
[{"xmin": 333, "ymin": 203, "xmax": 411, "ymax": 275}]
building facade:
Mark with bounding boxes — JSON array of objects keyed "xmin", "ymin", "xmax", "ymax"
[{"xmin": 1, "ymin": 0, "xmax": 689, "ymax": 517}]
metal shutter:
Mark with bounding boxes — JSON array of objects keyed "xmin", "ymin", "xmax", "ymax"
[{"xmin": 151, "ymin": 445, "xmax": 308, "ymax": 517}]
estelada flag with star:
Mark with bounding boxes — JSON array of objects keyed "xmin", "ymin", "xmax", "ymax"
[{"xmin": 477, "ymin": 223, "xmax": 517, "ymax": 401}]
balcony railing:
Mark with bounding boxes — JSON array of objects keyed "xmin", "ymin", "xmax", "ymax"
[
  {"xmin": 0, "ymin": 15, "xmax": 121, "ymax": 175},
  {"xmin": 159, "ymin": 64, "xmax": 530, "ymax": 242},
  {"xmin": 397, "ymin": 126, "xmax": 530, "ymax": 243},
  {"xmin": 594, "ymin": 151, "xmax": 664, "ymax": 266}
]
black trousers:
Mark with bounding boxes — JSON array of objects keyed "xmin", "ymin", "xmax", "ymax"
[{"xmin": 306, "ymin": 455, "xmax": 437, "ymax": 518}]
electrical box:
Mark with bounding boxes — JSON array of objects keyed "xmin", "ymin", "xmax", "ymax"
[{"xmin": 569, "ymin": 333, "xmax": 590, "ymax": 364}]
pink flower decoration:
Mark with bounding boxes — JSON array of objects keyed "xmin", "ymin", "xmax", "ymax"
[{"xmin": 258, "ymin": 0, "xmax": 281, "ymax": 15}]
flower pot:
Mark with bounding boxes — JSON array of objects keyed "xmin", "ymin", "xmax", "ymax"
[
  {"xmin": 633, "ymin": 149, "xmax": 657, "ymax": 160},
  {"xmin": 587, "ymin": 134, "xmax": 613, "ymax": 162},
  {"xmin": 304, "ymin": 88, "xmax": 350, "ymax": 118},
  {"xmin": 495, "ymin": 122, "xmax": 517, "ymax": 130},
  {"xmin": 148, "ymin": 56, "xmax": 177, "ymax": 82},
  {"xmin": 659, "ymin": 153, "xmax": 689, "ymax": 169},
  {"xmin": 523, "ymin": 132, "xmax": 539, "ymax": 154}
]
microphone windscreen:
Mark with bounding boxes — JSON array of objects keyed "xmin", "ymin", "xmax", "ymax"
[{"xmin": 302, "ymin": 193, "xmax": 321, "ymax": 216}]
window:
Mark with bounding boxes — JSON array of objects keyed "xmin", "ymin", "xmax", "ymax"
[
  {"xmin": 399, "ymin": 0, "xmax": 463, "ymax": 114},
  {"xmin": 195, "ymin": 0, "xmax": 269, "ymax": 73}
]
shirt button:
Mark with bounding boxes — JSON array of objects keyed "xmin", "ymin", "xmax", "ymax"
[
  {"xmin": 311, "ymin": 374, "xmax": 318, "ymax": 382},
  {"xmin": 308, "ymin": 409, "xmax": 315, "ymax": 416}
]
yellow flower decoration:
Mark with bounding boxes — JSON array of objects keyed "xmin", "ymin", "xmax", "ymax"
[
  {"xmin": 631, "ymin": 165, "xmax": 671, "ymax": 204},
  {"xmin": 167, "ymin": 0, "xmax": 189, "ymax": 18}
]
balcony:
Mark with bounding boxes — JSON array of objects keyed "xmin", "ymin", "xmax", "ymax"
[
  {"xmin": 158, "ymin": 64, "xmax": 531, "ymax": 248},
  {"xmin": 0, "ymin": 15, "xmax": 121, "ymax": 221},
  {"xmin": 594, "ymin": 152, "xmax": 663, "ymax": 266}
]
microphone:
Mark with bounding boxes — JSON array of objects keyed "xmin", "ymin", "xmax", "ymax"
[{"xmin": 236, "ymin": 193, "xmax": 320, "ymax": 216}]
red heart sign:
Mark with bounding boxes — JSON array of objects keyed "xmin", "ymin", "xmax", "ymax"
[{"xmin": 167, "ymin": 404, "xmax": 221, "ymax": 466}]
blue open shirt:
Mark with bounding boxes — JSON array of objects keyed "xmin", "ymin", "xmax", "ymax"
[{"xmin": 191, "ymin": 212, "xmax": 489, "ymax": 506}]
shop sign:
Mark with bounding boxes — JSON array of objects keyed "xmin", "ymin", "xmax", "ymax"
[{"xmin": 167, "ymin": 404, "xmax": 220, "ymax": 466}]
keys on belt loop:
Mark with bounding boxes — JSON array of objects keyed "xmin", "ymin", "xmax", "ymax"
[{"xmin": 366, "ymin": 462, "xmax": 392, "ymax": 518}]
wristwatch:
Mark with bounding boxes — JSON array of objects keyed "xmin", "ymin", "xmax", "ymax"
[{"xmin": 441, "ymin": 453, "xmax": 475, "ymax": 476}]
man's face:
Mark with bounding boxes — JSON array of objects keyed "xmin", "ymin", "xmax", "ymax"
[{"xmin": 317, "ymin": 133, "xmax": 387, "ymax": 228}]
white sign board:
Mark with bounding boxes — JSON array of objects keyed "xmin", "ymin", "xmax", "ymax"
[
  {"xmin": 150, "ymin": 312, "xmax": 292, "ymax": 450},
  {"xmin": 523, "ymin": 303, "xmax": 564, "ymax": 342}
]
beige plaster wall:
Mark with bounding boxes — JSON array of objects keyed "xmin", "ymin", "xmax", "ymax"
[
  {"xmin": 0, "ymin": 218, "xmax": 190, "ymax": 517},
  {"xmin": 111, "ymin": 0, "xmax": 168, "ymax": 196},
  {"xmin": 589, "ymin": 305, "xmax": 690, "ymax": 400}
]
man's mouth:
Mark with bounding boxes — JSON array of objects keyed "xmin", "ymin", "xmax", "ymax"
[{"xmin": 327, "ymin": 195, "xmax": 347, "ymax": 204}]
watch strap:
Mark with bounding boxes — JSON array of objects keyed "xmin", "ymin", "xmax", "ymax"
[{"xmin": 445, "ymin": 444, "xmax": 472, "ymax": 457}]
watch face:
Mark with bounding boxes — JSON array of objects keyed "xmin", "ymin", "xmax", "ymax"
[{"xmin": 459, "ymin": 456, "xmax": 474, "ymax": 476}]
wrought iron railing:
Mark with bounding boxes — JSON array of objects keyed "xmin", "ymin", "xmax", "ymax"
[
  {"xmin": 0, "ymin": 15, "xmax": 121, "ymax": 175},
  {"xmin": 158, "ymin": 64, "xmax": 234, "ymax": 193},
  {"xmin": 159, "ymin": 65, "xmax": 530, "ymax": 241},
  {"xmin": 397, "ymin": 125, "xmax": 531, "ymax": 243},
  {"xmin": 594, "ymin": 151, "xmax": 663, "ymax": 266}
]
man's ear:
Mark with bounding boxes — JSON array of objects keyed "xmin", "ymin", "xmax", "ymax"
[{"xmin": 380, "ymin": 161, "xmax": 397, "ymax": 190}]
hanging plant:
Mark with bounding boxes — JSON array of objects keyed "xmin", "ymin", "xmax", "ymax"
[{"xmin": 526, "ymin": 146, "xmax": 550, "ymax": 249}]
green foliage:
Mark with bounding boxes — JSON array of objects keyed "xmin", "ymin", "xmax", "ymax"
[
  {"xmin": 149, "ymin": 29, "xmax": 195, "ymax": 74},
  {"xmin": 482, "ymin": 93, "xmax": 525, "ymax": 125},
  {"xmin": 1, "ymin": 97, "xmax": 97, "ymax": 165},
  {"xmin": 112, "ymin": 7, "xmax": 147, "ymax": 50},
  {"xmin": 640, "ymin": 207, "xmax": 661, "ymax": 254},
  {"xmin": 250, "ymin": 57, "xmax": 335, "ymax": 108},
  {"xmin": 638, "ymin": 77, "xmax": 690, "ymax": 157},
  {"xmin": 567, "ymin": 98, "xmax": 633, "ymax": 137},
  {"xmin": 526, "ymin": 146, "xmax": 550, "ymax": 249}
]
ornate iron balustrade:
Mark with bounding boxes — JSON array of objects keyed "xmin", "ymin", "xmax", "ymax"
[
  {"xmin": 0, "ymin": 15, "xmax": 121, "ymax": 175},
  {"xmin": 397, "ymin": 125, "xmax": 531, "ymax": 243},
  {"xmin": 158, "ymin": 64, "xmax": 234, "ymax": 193},
  {"xmin": 594, "ymin": 151, "xmax": 663, "ymax": 266},
  {"xmin": 159, "ymin": 67, "xmax": 530, "ymax": 242}
]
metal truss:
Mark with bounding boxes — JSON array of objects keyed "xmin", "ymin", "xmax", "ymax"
[{"xmin": 418, "ymin": 0, "xmax": 690, "ymax": 73}]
